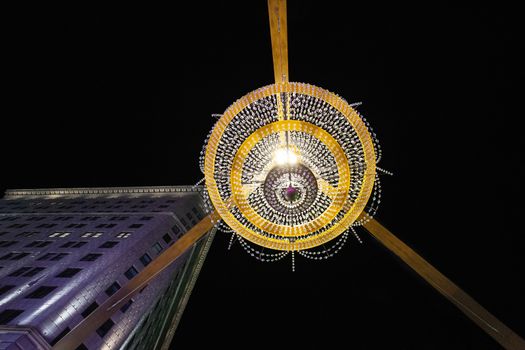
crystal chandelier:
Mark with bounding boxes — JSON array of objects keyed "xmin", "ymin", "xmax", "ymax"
[{"xmin": 200, "ymin": 82, "xmax": 390, "ymax": 266}]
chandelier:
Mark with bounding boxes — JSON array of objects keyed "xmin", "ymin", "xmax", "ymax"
[{"xmin": 200, "ymin": 83, "xmax": 388, "ymax": 266}]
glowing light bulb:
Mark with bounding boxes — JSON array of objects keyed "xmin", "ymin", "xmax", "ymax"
[{"xmin": 274, "ymin": 148, "xmax": 298, "ymax": 165}]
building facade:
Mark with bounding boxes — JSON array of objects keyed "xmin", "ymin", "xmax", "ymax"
[{"xmin": 0, "ymin": 186, "xmax": 215, "ymax": 350}]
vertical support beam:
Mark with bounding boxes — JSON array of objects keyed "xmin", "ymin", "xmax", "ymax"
[
  {"xmin": 53, "ymin": 211, "xmax": 220, "ymax": 350},
  {"xmin": 268, "ymin": 0, "xmax": 289, "ymax": 83},
  {"xmin": 363, "ymin": 218, "xmax": 525, "ymax": 350}
]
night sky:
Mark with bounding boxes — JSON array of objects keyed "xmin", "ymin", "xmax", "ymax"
[{"xmin": 2, "ymin": 2, "xmax": 524, "ymax": 349}]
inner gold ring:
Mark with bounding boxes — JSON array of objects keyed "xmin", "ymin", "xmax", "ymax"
[{"xmin": 230, "ymin": 120, "xmax": 350, "ymax": 237}]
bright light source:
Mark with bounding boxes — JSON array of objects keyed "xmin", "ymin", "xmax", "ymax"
[{"xmin": 274, "ymin": 148, "xmax": 298, "ymax": 165}]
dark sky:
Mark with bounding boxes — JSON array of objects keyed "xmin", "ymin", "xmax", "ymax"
[{"xmin": 2, "ymin": 2, "xmax": 524, "ymax": 349}]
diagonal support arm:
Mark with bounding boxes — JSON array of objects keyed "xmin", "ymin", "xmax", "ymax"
[{"xmin": 363, "ymin": 218, "xmax": 525, "ymax": 349}]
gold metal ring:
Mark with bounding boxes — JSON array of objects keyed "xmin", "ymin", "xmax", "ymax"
[{"xmin": 204, "ymin": 82, "xmax": 376, "ymax": 250}]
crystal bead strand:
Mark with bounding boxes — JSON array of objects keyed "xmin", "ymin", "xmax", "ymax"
[
  {"xmin": 350, "ymin": 226, "xmax": 363, "ymax": 244},
  {"xmin": 227, "ymin": 232, "xmax": 237, "ymax": 250},
  {"xmin": 236, "ymin": 236, "xmax": 289, "ymax": 262},
  {"xmin": 297, "ymin": 230, "xmax": 349, "ymax": 260}
]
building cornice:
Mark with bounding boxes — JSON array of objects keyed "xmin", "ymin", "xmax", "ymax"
[
  {"xmin": 0, "ymin": 326, "xmax": 51, "ymax": 349},
  {"xmin": 3, "ymin": 185, "xmax": 204, "ymax": 198}
]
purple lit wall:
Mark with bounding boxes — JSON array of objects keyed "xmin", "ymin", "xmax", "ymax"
[{"xmin": 0, "ymin": 186, "xmax": 214, "ymax": 350}]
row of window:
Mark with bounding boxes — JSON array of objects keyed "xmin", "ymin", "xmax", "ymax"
[
  {"xmin": 2, "ymin": 266, "xmax": 81, "ymax": 279},
  {"xmin": 0, "ymin": 239, "xmax": 127, "ymax": 252},
  {"xmin": 0, "ymin": 230, "xmax": 136, "ymax": 242},
  {"xmin": 3, "ymin": 222, "xmax": 145, "ymax": 230},
  {"xmin": 0, "ymin": 225, "xmax": 181, "ymax": 340},
  {"xmin": 0, "ymin": 200, "xmax": 186, "ymax": 213},
  {"xmin": 1, "ymin": 198, "xmax": 179, "ymax": 207},
  {"xmin": 0, "ymin": 251, "xmax": 102, "ymax": 262},
  {"xmin": 1, "ymin": 228, "xmax": 154, "ymax": 240},
  {"xmin": 1, "ymin": 210, "xmax": 201, "ymax": 226}
]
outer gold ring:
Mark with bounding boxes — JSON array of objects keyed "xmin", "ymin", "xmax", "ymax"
[{"xmin": 204, "ymin": 82, "xmax": 376, "ymax": 251}]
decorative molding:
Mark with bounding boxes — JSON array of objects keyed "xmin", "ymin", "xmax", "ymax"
[
  {"xmin": 3, "ymin": 186, "xmax": 205, "ymax": 198},
  {"xmin": 0, "ymin": 326, "xmax": 51, "ymax": 349}
]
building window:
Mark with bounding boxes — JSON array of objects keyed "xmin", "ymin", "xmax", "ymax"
[
  {"xmin": 16, "ymin": 231, "xmax": 37, "ymax": 238},
  {"xmin": 139, "ymin": 253, "xmax": 152, "ymax": 267},
  {"xmin": 96, "ymin": 318, "xmax": 115, "ymax": 338},
  {"xmin": 172, "ymin": 225, "xmax": 181, "ymax": 235},
  {"xmin": 81, "ymin": 301, "xmax": 99, "ymax": 318},
  {"xmin": 9, "ymin": 267, "xmax": 31, "ymax": 277},
  {"xmin": 99, "ymin": 241, "xmax": 119, "ymax": 249},
  {"xmin": 152, "ymin": 242, "xmax": 163, "ymax": 254},
  {"xmin": 192, "ymin": 207, "xmax": 203, "ymax": 219},
  {"xmin": 120, "ymin": 299, "xmax": 133, "ymax": 313},
  {"xmin": 0, "ymin": 253, "xmax": 13, "ymax": 260},
  {"xmin": 37, "ymin": 253, "xmax": 55, "ymax": 261},
  {"xmin": 80, "ymin": 253, "xmax": 102, "ymax": 262},
  {"xmin": 56, "ymin": 268, "xmax": 82, "ymax": 278},
  {"xmin": 81, "ymin": 232, "xmax": 103, "ymax": 238},
  {"xmin": 61, "ymin": 241, "xmax": 87, "ymax": 248},
  {"xmin": 1, "ymin": 252, "xmax": 31, "ymax": 261},
  {"xmin": 96, "ymin": 223, "xmax": 116, "ymax": 229},
  {"xmin": 140, "ymin": 216, "xmax": 153, "ymax": 221},
  {"xmin": 162, "ymin": 233, "xmax": 173, "ymax": 244},
  {"xmin": 11, "ymin": 252, "xmax": 30, "ymax": 260},
  {"xmin": 0, "ymin": 241, "xmax": 17, "ymax": 247},
  {"xmin": 25, "ymin": 240, "xmax": 52, "ymax": 248},
  {"xmin": 81, "ymin": 216, "xmax": 100, "ymax": 221},
  {"xmin": 116, "ymin": 232, "xmax": 132, "ymax": 238},
  {"xmin": 0, "ymin": 309, "xmax": 24, "ymax": 325},
  {"xmin": 50, "ymin": 327, "xmax": 71, "ymax": 346},
  {"xmin": 25, "ymin": 286, "xmax": 57, "ymax": 299},
  {"xmin": 50, "ymin": 253, "xmax": 69, "ymax": 261},
  {"xmin": 110, "ymin": 216, "xmax": 128, "ymax": 221},
  {"xmin": 60, "ymin": 241, "xmax": 76, "ymax": 248},
  {"xmin": 37, "ymin": 223, "xmax": 56, "ymax": 228},
  {"xmin": 49, "ymin": 232, "xmax": 71, "ymax": 238},
  {"xmin": 105, "ymin": 282, "xmax": 121, "ymax": 296},
  {"xmin": 36, "ymin": 253, "xmax": 67, "ymax": 261},
  {"xmin": 24, "ymin": 267, "xmax": 45, "ymax": 277},
  {"xmin": 53, "ymin": 216, "xmax": 73, "ymax": 222},
  {"xmin": 0, "ymin": 285, "xmax": 15, "ymax": 296},
  {"xmin": 7, "ymin": 223, "xmax": 28, "ymax": 228},
  {"xmin": 128, "ymin": 223, "xmax": 143, "ymax": 229},
  {"xmin": 124, "ymin": 266, "xmax": 138, "ymax": 280},
  {"xmin": 65, "ymin": 223, "xmax": 86, "ymax": 228}
]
